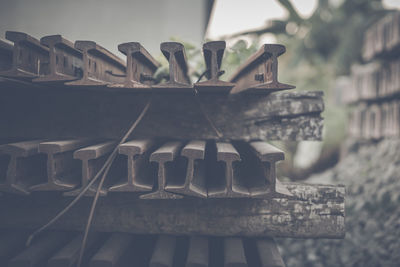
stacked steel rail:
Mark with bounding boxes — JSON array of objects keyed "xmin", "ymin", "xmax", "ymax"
[
  {"xmin": 0, "ymin": 230, "xmax": 286, "ymax": 267},
  {"xmin": 0, "ymin": 31, "xmax": 344, "ymax": 267},
  {"xmin": 343, "ymin": 11, "xmax": 400, "ymax": 139}
]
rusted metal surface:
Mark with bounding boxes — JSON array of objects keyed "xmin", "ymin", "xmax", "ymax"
[
  {"xmin": 152, "ymin": 42, "xmax": 192, "ymax": 92},
  {"xmin": 33, "ymin": 35, "xmax": 84, "ymax": 83},
  {"xmin": 149, "ymin": 235, "xmax": 176, "ymax": 267},
  {"xmin": 64, "ymin": 140, "xmax": 116, "ymax": 197},
  {"xmin": 110, "ymin": 139, "xmax": 156, "ymax": 192},
  {"xmin": 47, "ymin": 233, "xmax": 102, "ymax": 267},
  {"xmin": 363, "ymin": 11, "xmax": 400, "ymax": 61},
  {"xmin": 0, "ymin": 140, "xmax": 46, "ymax": 194},
  {"xmin": 109, "ymin": 42, "xmax": 160, "ymax": 89},
  {"xmin": 0, "ymin": 31, "xmax": 49, "ymax": 79},
  {"xmin": 194, "ymin": 41, "xmax": 235, "ymax": 93},
  {"xmin": 0, "ymin": 39, "xmax": 13, "ymax": 71},
  {"xmin": 31, "ymin": 139, "xmax": 95, "ymax": 191},
  {"xmin": 348, "ymin": 100, "xmax": 400, "ymax": 139},
  {"xmin": 208, "ymin": 142, "xmax": 248, "ymax": 198},
  {"xmin": 224, "ymin": 238, "xmax": 248, "ymax": 267},
  {"xmin": 256, "ymin": 237, "xmax": 286, "ymax": 267},
  {"xmin": 65, "ymin": 41, "xmax": 126, "ymax": 86},
  {"xmin": 0, "ymin": 230, "xmax": 292, "ymax": 266},
  {"xmin": 248, "ymin": 141, "xmax": 291, "ymax": 197},
  {"xmin": 8, "ymin": 231, "xmax": 71, "ymax": 267},
  {"xmin": 0, "ymin": 139, "xmax": 293, "ymax": 199},
  {"xmin": 345, "ymin": 12, "xmax": 400, "ymax": 141},
  {"xmin": 141, "ymin": 141, "xmax": 184, "ymax": 199},
  {"xmin": 89, "ymin": 233, "xmax": 133, "ymax": 267},
  {"xmin": 166, "ymin": 140, "xmax": 207, "ymax": 198},
  {"xmin": 186, "ymin": 236, "xmax": 209, "ymax": 267},
  {"xmin": 229, "ymin": 44, "xmax": 295, "ymax": 94},
  {"xmin": 0, "ymin": 231, "xmax": 29, "ymax": 266},
  {"xmin": 345, "ymin": 60, "xmax": 400, "ymax": 104}
]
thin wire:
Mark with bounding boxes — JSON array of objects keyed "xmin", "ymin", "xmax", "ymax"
[
  {"xmin": 26, "ymin": 99, "xmax": 152, "ymax": 248},
  {"xmin": 76, "ymin": 157, "xmax": 113, "ymax": 267},
  {"xmin": 76, "ymin": 99, "xmax": 151, "ymax": 267}
]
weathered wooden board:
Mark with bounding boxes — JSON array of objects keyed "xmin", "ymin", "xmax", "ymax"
[
  {"xmin": 0, "ymin": 182, "xmax": 345, "ymax": 238},
  {"xmin": 0, "ymin": 80, "xmax": 324, "ymax": 141}
]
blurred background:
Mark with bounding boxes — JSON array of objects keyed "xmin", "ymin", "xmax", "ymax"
[{"xmin": 1, "ymin": 0, "xmax": 400, "ymax": 266}]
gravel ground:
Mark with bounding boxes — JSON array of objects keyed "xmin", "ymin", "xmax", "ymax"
[{"xmin": 277, "ymin": 139, "xmax": 400, "ymax": 267}]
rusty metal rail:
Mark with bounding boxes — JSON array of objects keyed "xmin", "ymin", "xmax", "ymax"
[
  {"xmin": 30, "ymin": 139, "xmax": 96, "ymax": 192},
  {"xmin": 0, "ymin": 31, "xmax": 302, "ymax": 97},
  {"xmin": 0, "ymin": 39, "xmax": 13, "ymax": 71},
  {"xmin": 348, "ymin": 100, "xmax": 400, "ymax": 139},
  {"xmin": 194, "ymin": 41, "xmax": 235, "ymax": 93},
  {"xmin": 0, "ymin": 140, "xmax": 46, "ymax": 194},
  {"xmin": 110, "ymin": 42, "xmax": 160, "ymax": 89},
  {"xmin": 0, "ymin": 31, "xmax": 324, "ymax": 142},
  {"xmin": 152, "ymin": 42, "xmax": 192, "ymax": 92},
  {"xmin": 343, "ymin": 60, "xmax": 400, "ymax": 104},
  {"xmin": 0, "ymin": 31, "xmax": 49, "ymax": 79},
  {"xmin": 0, "ymin": 139, "xmax": 288, "ymax": 199},
  {"xmin": 65, "ymin": 41, "xmax": 126, "ymax": 86},
  {"xmin": 33, "ymin": 35, "xmax": 84, "ymax": 83},
  {"xmin": 363, "ymin": 11, "xmax": 400, "ymax": 61},
  {"xmin": 229, "ymin": 44, "xmax": 295, "ymax": 94},
  {"xmin": 0, "ymin": 230, "xmax": 286, "ymax": 267}
]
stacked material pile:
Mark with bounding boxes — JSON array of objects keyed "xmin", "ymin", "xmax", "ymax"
[
  {"xmin": 0, "ymin": 31, "xmax": 344, "ymax": 266},
  {"xmin": 344, "ymin": 11, "xmax": 400, "ymax": 139}
]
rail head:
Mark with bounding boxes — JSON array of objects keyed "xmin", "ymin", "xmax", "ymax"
[
  {"xmin": 110, "ymin": 42, "xmax": 160, "ymax": 89},
  {"xmin": 0, "ymin": 31, "xmax": 49, "ymax": 79},
  {"xmin": 181, "ymin": 140, "xmax": 206, "ymax": 159},
  {"xmin": 160, "ymin": 42, "xmax": 188, "ymax": 72},
  {"xmin": 73, "ymin": 140, "xmax": 116, "ymax": 160},
  {"xmin": 39, "ymin": 139, "xmax": 94, "ymax": 154},
  {"xmin": 40, "ymin": 35, "xmax": 82, "ymax": 57},
  {"xmin": 65, "ymin": 40, "xmax": 126, "ymax": 86},
  {"xmin": 32, "ymin": 35, "xmax": 84, "ymax": 83},
  {"xmin": 0, "ymin": 140, "xmax": 42, "ymax": 157},
  {"xmin": 203, "ymin": 41, "xmax": 225, "ymax": 78},
  {"xmin": 152, "ymin": 42, "xmax": 192, "ymax": 91},
  {"xmin": 6, "ymin": 31, "xmax": 49, "ymax": 54},
  {"xmin": 0, "ymin": 39, "xmax": 13, "ymax": 71},
  {"xmin": 249, "ymin": 141, "xmax": 285, "ymax": 162},
  {"xmin": 216, "ymin": 142, "xmax": 241, "ymax": 162},
  {"xmin": 119, "ymin": 139, "xmax": 155, "ymax": 156},
  {"xmin": 150, "ymin": 141, "xmax": 182, "ymax": 162},
  {"xmin": 75, "ymin": 41, "xmax": 125, "ymax": 69},
  {"xmin": 0, "ymin": 38, "xmax": 13, "ymax": 53},
  {"xmin": 194, "ymin": 41, "xmax": 235, "ymax": 93},
  {"xmin": 118, "ymin": 42, "xmax": 160, "ymax": 71},
  {"xmin": 229, "ymin": 43, "xmax": 295, "ymax": 94}
]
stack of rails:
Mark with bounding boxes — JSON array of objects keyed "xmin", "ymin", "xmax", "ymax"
[
  {"xmin": 0, "ymin": 230, "xmax": 287, "ymax": 267},
  {"xmin": 0, "ymin": 31, "xmax": 344, "ymax": 266},
  {"xmin": 343, "ymin": 11, "xmax": 400, "ymax": 140}
]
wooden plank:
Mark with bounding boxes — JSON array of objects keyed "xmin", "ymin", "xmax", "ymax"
[
  {"xmin": 0, "ymin": 183, "xmax": 345, "ymax": 238},
  {"xmin": 0, "ymin": 86, "xmax": 323, "ymax": 141}
]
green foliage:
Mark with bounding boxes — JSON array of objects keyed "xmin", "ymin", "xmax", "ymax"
[
  {"xmin": 220, "ymin": 39, "xmax": 259, "ymax": 80},
  {"xmin": 153, "ymin": 36, "xmax": 259, "ymax": 83}
]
